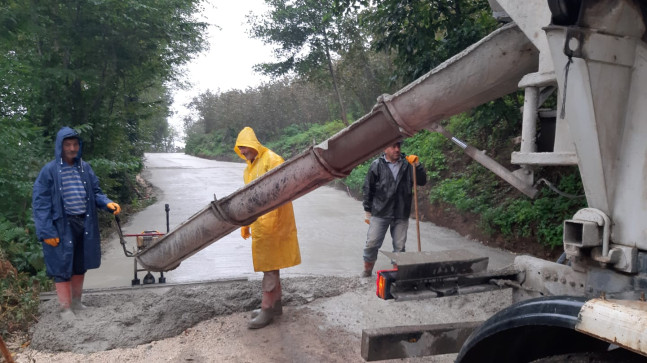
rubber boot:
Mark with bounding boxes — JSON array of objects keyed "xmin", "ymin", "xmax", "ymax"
[
  {"xmin": 252, "ymin": 279, "xmax": 282, "ymax": 318},
  {"xmin": 55, "ymin": 281, "xmax": 75, "ymax": 321},
  {"xmin": 361, "ymin": 261, "xmax": 375, "ymax": 277},
  {"xmin": 251, "ymin": 300, "xmax": 282, "ymax": 319},
  {"xmin": 70, "ymin": 274, "xmax": 87, "ymax": 311},
  {"xmin": 248, "ymin": 308, "xmax": 274, "ymax": 329},
  {"xmin": 248, "ymin": 291, "xmax": 276, "ymax": 329}
]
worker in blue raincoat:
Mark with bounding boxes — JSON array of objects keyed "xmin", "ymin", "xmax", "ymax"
[
  {"xmin": 235, "ymin": 126, "xmax": 301, "ymax": 329},
  {"xmin": 32, "ymin": 126, "xmax": 121, "ymax": 320}
]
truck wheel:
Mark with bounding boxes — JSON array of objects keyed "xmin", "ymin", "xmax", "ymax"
[{"xmin": 456, "ymin": 296, "xmax": 609, "ymax": 362}]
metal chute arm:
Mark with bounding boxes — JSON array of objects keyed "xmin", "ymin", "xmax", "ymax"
[{"xmin": 136, "ymin": 23, "xmax": 538, "ymax": 272}]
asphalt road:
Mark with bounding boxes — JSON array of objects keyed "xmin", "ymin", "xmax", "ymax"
[{"xmin": 85, "ymin": 153, "xmax": 515, "ymax": 289}]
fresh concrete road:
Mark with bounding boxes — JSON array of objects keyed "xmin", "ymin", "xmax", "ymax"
[{"xmin": 85, "ymin": 153, "xmax": 515, "ymax": 289}]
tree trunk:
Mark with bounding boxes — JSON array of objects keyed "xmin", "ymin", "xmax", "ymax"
[{"xmin": 323, "ymin": 31, "xmax": 348, "ymax": 126}]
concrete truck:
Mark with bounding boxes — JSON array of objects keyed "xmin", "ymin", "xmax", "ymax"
[{"xmin": 134, "ymin": 0, "xmax": 647, "ymax": 360}]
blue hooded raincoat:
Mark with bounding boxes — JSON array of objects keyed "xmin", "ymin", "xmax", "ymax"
[{"xmin": 32, "ymin": 126, "xmax": 113, "ymax": 280}]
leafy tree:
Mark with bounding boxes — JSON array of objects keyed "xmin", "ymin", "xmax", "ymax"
[
  {"xmin": 1, "ymin": 0, "xmax": 207, "ymax": 159},
  {"xmin": 184, "ymin": 79, "xmax": 334, "ymax": 152},
  {"xmin": 334, "ymin": 38, "xmax": 401, "ymax": 116},
  {"xmin": 0, "ymin": 121, "xmax": 49, "ymax": 226},
  {"xmin": 0, "ymin": 0, "xmax": 208, "ymax": 275},
  {"xmin": 337, "ymin": 0, "xmax": 497, "ymax": 82},
  {"xmin": 248, "ymin": 0, "xmax": 364, "ymax": 125}
]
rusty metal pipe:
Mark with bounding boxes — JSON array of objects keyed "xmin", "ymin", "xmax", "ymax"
[
  {"xmin": 136, "ymin": 23, "xmax": 538, "ymax": 272},
  {"xmin": 430, "ymin": 124, "xmax": 539, "ymax": 198}
]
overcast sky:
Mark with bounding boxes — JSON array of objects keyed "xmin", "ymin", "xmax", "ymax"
[{"xmin": 169, "ymin": 0, "xmax": 274, "ymax": 142}]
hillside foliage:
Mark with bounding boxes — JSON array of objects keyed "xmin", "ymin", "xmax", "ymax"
[{"xmin": 0, "ymin": 0, "xmax": 207, "ymax": 337}]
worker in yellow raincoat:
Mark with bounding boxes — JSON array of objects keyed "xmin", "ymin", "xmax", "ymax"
[{"xmin": 234, "ymin": 126, "xmax": 301, "ymax": 329}]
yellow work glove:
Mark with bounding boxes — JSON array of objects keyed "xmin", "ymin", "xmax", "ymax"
[
  {"xmin": 107, "ymin": 202, "xmax": 121, "ymax": 215},
  {"xmin": 44, "ymin": 237, "xmax": 60, "ymax": 247},
  {"xmin": 241, "ymin": 226, "xmax": 251, "ymax": 240},
  {"xmin": 364, "ymin": 211, "xmax": 371, "ymax": 225},
  {"xmin": 406, "ymin": 155, "xmax": 419, "ymax": 165}
]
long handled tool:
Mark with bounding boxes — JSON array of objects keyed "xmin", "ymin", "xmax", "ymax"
[
  {"xmin": 412, "ymin": 164, "xmax": 421, "ymax": 252},
  {"xmin": 114, "ymin": 215, "xmax": 134, "ymax": 257}
]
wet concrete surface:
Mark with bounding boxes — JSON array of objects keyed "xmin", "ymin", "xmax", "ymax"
[{"xmin": 85, "ymin": 153, "xmax": 515, "ymax": 289}]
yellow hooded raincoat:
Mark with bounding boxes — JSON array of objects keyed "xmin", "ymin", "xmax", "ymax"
[{"xmin": 234, "ymin": 127, "xmax": 301, "ymax": 272}]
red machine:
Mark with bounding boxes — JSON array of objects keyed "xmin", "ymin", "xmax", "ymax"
[{"xmin": 115, "ymin": 204, "xmax": 170, "ymax": 286}]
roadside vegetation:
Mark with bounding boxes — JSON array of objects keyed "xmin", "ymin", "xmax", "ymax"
[
  {"xmin": 0, "ymin": 0, "xmax": 206, "ymax": 346},
  {"xmin": 1, "ymin": 0, "xmax": 585, "ymax": 352}
]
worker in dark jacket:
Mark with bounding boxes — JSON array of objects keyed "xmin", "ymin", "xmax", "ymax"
[
  {"xmin": 361, "ymin": 140, "xmax": 426, "ymax": 277},
  {"xmin": 32, "ymin": 126, "xmax": 121, "ymax": 320}
]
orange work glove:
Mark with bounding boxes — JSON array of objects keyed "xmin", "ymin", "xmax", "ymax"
[
  {"xmin": 241, "ymin": 226, "xmax": 251, "ymax": 240},
  {"xmin": 44, "ymin": 237, "xmax": 60, "ymax": 247},
  {"xmin": 364, "ymin": 211, "xmax": 371, "ymax": 224},
  {"xmin": 405, "ymin": 155, "xmax": 419, "ymax": 165},
  {"xmin": 107, "ymin": 202, "xmax": 121, "ymax": 215}
]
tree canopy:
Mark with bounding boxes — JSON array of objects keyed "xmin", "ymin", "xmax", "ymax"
[
  {"xmin": 337, "ymin": 0, "xmax": 497, "ymax": 81},
  {"xmin": 1, "ymin": 0, "xmax": 207, "ymax": 158},
  {"xmin": 248, "ymin": 0, "xmax": 365, "ymax": 125}
]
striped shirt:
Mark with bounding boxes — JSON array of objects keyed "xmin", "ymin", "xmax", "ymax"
[{"xmin": 61, "ymin": 164, "xmax": 87, "ymax": 215}]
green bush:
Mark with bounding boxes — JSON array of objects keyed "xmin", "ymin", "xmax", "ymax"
[
  {"xmin": 343, "ymin": 160, "xmax": 372, "ymax": 195},
  {"xmin": 185, "ymin": 120, "xmax": 348, "ymax": 162},
  {"xmin": 89, "ymin": 157, "xmax": 143, "ymax": 204},
  {"xmin": 267, "ymin": 120, "xmax": 347, "ymax": 159},
  {"xmin": 401, "ymin": 130, "xmax": 448, "ymax": 181},
  {"xmin": 431, "ymin": 167, "xmax": 586, "ymax": 248},
  {"xmin": 0, "ymin": 269, "xmax": 48, "ymax": 336},
  {"xmin": 0, "ymin": 218, "xmax": 43, "ymax": 275},
  {"xmin": 0, "ymin": 239, "xmax": 49, "ymax": 338},
  {"xmin": 184, "ymin": 130, "xmax": 234, "ymax": 159}
]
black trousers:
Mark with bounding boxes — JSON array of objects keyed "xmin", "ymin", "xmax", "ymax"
[{"xmin": 64, "ymin": 215, "xmax": 88, "ymax": 280}]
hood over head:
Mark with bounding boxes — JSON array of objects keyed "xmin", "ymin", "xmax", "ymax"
[
  {"xmin": 234, "ymin": 127, "xmax": 267, "ymax": 161},
  {"xmin": 55, "ymin": 126, "xmax": 83, "ymax": 164}
]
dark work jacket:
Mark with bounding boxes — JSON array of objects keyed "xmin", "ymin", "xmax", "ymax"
[
  {"xmin": 362, "ymin": 154, "xmax": 427, "ymax": 219},
  {"xmin": 32, "ymin": 126, "xmax": 113, "ymax": 279}
]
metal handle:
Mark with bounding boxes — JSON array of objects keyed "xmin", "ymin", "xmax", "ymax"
[{"xmin": 114, "ymin": 215, "xmax": 134, "ymax": 257}]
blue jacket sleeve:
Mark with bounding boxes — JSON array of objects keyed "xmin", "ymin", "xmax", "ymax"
[{"xmin": 32, "ymin": 166, "xmax": 58, "ymax": 241}]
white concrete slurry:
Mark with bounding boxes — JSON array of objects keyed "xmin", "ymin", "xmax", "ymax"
[{"xmin": 85, "ymin": 153, "xmax": 515, "ymax": 289}]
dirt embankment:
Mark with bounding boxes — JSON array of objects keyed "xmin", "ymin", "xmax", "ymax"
[
  {"xmin": 334, "ymin": 180, "xmax": 562, "ymax": 262},
  {"xmin": 417, "ymin": 197, "xmax": 561, "ymax": 261}
]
